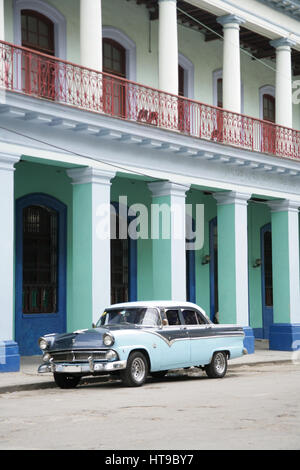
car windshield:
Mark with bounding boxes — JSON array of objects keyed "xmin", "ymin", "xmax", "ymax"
[{"xmin": 96, "ymin": 308, "xmax": 161, "ymax": 327}]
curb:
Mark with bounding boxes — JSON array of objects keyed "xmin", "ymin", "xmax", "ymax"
[{"xmin": 0, "ymin": 359, "xmax": 293, "ymax": 394}]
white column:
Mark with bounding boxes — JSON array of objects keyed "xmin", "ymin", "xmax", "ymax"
[
  {"xmin": 158, "ymin": 0, "xmax": 178, "ymax": 95},
  {"xmin": 148, "ymin": 181, "xmax": 190, "ymax": 301},
  {"xmin": 0, "ymin": 153, "xmax": 21, "ymax": 341},
  {"xmin": 270, "ymin": 38, "xmax": 296, "ymax": 128},
  {"xmin": 217, "ymin": 15, "xmax": 245, "ymax": 113},
  {"xmin": 80, "ymin": 0, "xmax": 102, "ymax": 71},
  {"xmin": 0, "ymin": 0, "xmax": 4, "ymax": 41},
  {"xmin": 67, "ymin": 167, "xmax": 116, "ymax": 328}
]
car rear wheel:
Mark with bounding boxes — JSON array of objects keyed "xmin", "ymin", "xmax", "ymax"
[
  {"xmin": 205, "ymin": 351, "xmax": 227, "ymax": 379},
  {"xmin": 120, "ymin": 352, "xmax": 148, "ymax": 387},
  {"xmin": 53, "ymin": 373, "xmax": 81, "ymax": 389}
]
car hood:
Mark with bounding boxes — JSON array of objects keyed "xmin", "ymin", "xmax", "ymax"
[{"xmin": 48, "ymin": 324, "xmax": 139, "ymax": 351}]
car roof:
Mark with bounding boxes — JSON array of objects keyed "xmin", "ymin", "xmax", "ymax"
[{"xmin": 106, "ymin": 300, "xmax": 207, "ymax": 314}]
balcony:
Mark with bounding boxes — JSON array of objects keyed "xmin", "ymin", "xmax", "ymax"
[{"xmin": 0, "ymin": 40, "xmax": 299, "ymax": 160}]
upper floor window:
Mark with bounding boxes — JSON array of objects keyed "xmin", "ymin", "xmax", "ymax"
[
  {"xmin": 179, "ymin": 65, "xmax": 185, "ymax": 97},
  {"xmin": 263, "ymin": 94, "xmax": 275, "ymax": 123},
  {"xmin": 103, "ymin": 38, "xmax": 126, "ymax": 78},
  {"xmin": 21, "ymin": 9, "xmax": 54, "ymax": 56},
  {"xmin": 217, "ymin": 77, "xmax": 223, "ymax": 108}
]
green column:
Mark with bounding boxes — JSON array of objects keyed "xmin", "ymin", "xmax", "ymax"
[
  {"xmin": 148, "ymin": 182, "xmax": 190, "ymax": 301},
  {"xmin": 268, "ymin": 200, "xmax": 300, "ymax": 350},
  {"xmin": 67, "ymin": 167, "xmax": 115, "ymax": 331},
  {"xmin": 213, "ymin": 191, "xmax": 254, "ymax": 352}
]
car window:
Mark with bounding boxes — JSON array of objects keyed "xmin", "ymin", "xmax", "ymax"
[
  {"xmin": 196, "ymin": 311, "xmax": 208, "ymax": 325},
  {"xmin": 166, "ymin": 309, "xmax": 181, "ymax": 326},
  {"xmin": 182, "ymin": 309, "xmax": 198, "ymax": 325}
]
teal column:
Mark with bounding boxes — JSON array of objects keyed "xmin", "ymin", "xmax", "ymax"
[
  {"xmin": 148, "ymin": 181, "xmax": 190, "ymax": 301},
  {"xmin": 268, "ymin": 200, "xmax": 300, "ymax": 351},
  {"xmin": 67, "ymin": 167, "xmax": 116, "ymax": 331},
  {"xmin": 213, "ymin": 191, "xmax": 254, "ymax": 353}
]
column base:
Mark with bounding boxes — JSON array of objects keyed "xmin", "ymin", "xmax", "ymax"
[
  {"xmin": 269, "ymin": 324, "xmax": 300, "ymax": 351},
  {"xmin": 0, "ymin": 341, "xmax": 20, "ymax": 373},
  {"xmin": 243, "ymin": 327, "xmax": 255, "ymax": 354}
]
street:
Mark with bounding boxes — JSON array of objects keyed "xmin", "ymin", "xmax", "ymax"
[{"xmin": 0, "ymin": 362, "xmax": 299, "ymax": 450}]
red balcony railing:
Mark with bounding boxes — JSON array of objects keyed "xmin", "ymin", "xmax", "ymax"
[{"xmin": 0, "ymin": 40, "xmax": 299, "ymax": 160}]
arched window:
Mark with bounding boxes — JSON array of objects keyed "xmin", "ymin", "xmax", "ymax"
[
  {"xmin": 22, "ymin": 205, "xmax": 58, "ymax": 313},
  {"xmin": 103, "ymin": 38, "xmax": 126, "ymax": 78},
  {"xmin": 21, "ymin": 10, "xmax": 55, "ymax": 55}
]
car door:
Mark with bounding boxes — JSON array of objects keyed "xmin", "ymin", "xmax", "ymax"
[
  {"xmin": 157, "ymin": 309, "xmax": 190, "ymax": 368},
  {"xmin": 182, "ymin": 308, "xmax": 212, "ymax": 365}
]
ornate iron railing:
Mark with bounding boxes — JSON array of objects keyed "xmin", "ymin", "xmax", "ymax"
[{"xmin": 0, "ymin": 40, "xmax": 299, "ymax": 160}]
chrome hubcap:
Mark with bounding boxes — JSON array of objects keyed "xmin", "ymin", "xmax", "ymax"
[
  {"xmin": 131, "ymin": 357, "xmax": 146, "ymax": 382},
  {"xmin": 214, "ymin": 353, "xmax": 226, "ymax": 374}
]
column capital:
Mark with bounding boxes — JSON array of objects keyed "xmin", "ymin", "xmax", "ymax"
[
  {"xmin": 0, "ymin": 152, "xmax": 21, "ymax": 172},
  {"xmin": 213, "ymin": 191, "xmax": 251, "ymax": 206},
  {"xmin": 270, "ymin": 37, "xmax": 296, "ymax": 50},
  {"xmin": 217, "ymin": 14, "xmax": 245, "ymax": 27},
  {"xmin": 67, "ymin": 167, "xmax": 116, "ymax": 186},
  {"xmin": 267, "ymin": 199, "xmax": 300, "ymax": 213},
  {"xmin": 148, "ymin": 181, "xmax": 190, "ymax": 198}
]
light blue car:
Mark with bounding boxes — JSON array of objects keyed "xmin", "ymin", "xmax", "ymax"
[{"xmin": 38, "ymin": 301, "xmax": 247, "ymax": 388}]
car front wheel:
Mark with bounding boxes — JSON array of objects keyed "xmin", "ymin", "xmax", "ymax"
[
  {"xmin": 120, "ymin": 352, "xmax": 148, "ymax": 387},
  {"xmin": 53, "ymin": 373, "xmax": 81, "ymax": 389},
  {"xmin": 205, "ymin": 351, "xmax": 227, "ymax": 379}
]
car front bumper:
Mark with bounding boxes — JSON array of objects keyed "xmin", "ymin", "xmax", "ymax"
[{"xmin": 38, "ymin": 360, "xmax": 127, "ymax": 375}]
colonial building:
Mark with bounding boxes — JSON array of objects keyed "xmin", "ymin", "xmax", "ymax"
[{"xmin": 0, "ymin": 0, "xmax": 300, "ymax": 371}]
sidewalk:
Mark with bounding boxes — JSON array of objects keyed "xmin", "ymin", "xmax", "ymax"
[{"xmin": 0, "ymin": 340, "xmax": 294, "ymax": 394}]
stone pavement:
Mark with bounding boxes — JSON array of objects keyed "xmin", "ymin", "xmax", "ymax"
[{"xmin": 0, "ymin": 340, "xmax": 295, "ymax": 394}]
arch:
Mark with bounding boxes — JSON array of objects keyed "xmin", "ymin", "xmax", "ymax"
[
  {"xmin": 13, "ymin": 0, "xmax": 67, "ymax": 59},
  {"xmin": 102, "ymin": 26, "xmax": 136, "ymax": 81},
  {"xmin": 178, "ymin": 52, "xmax": 194, "ymax": 99},
  {"xmin": 15, "ymin": 193, "xmax": 67, "ymax": 355}
]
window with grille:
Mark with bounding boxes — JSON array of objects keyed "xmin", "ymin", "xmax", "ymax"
[{"xmin": 22, "ymin": 205, "xmax": 58, "ymax": 314}]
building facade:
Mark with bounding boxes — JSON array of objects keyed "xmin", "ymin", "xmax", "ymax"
[{"xmin": 1, "ymin": 0, "xmax": 300, "ymax": 371}]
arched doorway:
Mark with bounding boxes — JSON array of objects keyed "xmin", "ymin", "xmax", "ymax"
[
  {"xmin": 261, "ymin": 223, "xmax": 273, "ymax": 338},
  {"xmin": 15, "ymin": 194, "xmax": 67, "ymax": 355},
  {"xmin": 110, "ymin": 203, "xmax": 137, "ymax": 305},
  {"xmin": 103, "ymin": 38, "xmax": 126, "ymax": 118},
  {"xmin": 21, "ymin": 9, "xmax": 55, "ymax": 98}
]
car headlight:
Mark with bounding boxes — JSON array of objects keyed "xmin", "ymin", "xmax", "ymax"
[
  {"xmin": 103, "ymin": 333, "xmax": 114, "ymax": 347},
  {"xmin": 43, "ymin": 352, "xmax": 51, "ymax": 362},
  {"xmin": 38, "ymin": 337, "xmax": 49, "ymax": 351},
  {"xmin": 105, "ymin": 350, "xmax": 117, "ymax": 361}
]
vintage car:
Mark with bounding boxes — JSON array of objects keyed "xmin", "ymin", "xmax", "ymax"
[{"xmin": 38, "ymin": 301, "xmax": 247, "ymax": 388}]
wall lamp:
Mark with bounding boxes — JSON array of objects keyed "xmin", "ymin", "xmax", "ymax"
[
  {"xmin": 253, "ymin": 258, "xmax": 262, "ymax": 268},
  {"xmin": 202, "ymin": 255, "xmax": 211, "ymax": 265}
]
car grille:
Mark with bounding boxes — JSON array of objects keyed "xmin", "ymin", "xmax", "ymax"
[{"xmin": 51, "ymin": 350, "xmax": 107, "ymax": 363}]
